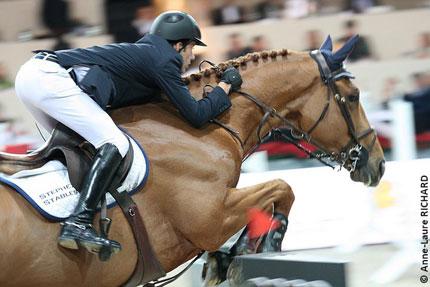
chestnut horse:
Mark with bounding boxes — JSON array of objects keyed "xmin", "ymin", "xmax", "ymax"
[{"xmin": 0, "ymin": 37, "xmax": 384, "ymax": 286}]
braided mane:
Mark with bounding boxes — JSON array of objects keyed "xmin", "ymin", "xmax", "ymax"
[{"xmin": 182, "ymin": 49, "xmax": 289, "ymax": 85}]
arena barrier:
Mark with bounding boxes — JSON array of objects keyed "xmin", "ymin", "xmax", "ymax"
[{"xmin": 228, "ymin": 252, "xmax": 346, "ymax": 287}]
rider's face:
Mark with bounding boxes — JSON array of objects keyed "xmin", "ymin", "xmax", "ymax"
[{"xmin": 179, "ymin": 42, "xmax": 195, "ymax": 73}]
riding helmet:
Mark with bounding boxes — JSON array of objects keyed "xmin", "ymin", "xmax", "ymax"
[{"xmin": 149, "ymin": 11, "xmax": 207, "ymax": 46}]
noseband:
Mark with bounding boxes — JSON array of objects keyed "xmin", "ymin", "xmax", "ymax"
[{"xmin": 200, "ymin": 52, "xmax": 376, "ymax": 173}]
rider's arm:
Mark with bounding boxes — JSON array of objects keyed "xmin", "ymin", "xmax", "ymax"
[
  {"xmin": 218, "ymin": 82, "xmax": 232, "ymax": 95},
  {"xmin": 155, "ymin": 63, "xmax": 232, "ymax": 128}
]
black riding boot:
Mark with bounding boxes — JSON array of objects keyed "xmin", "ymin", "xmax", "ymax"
[{"xmin": 58, "ymin": 143, "xmax": 123, "ymax": 254}]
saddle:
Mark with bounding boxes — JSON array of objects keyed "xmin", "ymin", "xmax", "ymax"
[{"xmin": 0, "ymin": 123, "xmax": 165, "ymax": 286}]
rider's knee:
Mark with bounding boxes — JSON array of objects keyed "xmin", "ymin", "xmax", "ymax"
[{"xmin": 111, "ymin": 134, "xmax": 130, "ymax": 158}]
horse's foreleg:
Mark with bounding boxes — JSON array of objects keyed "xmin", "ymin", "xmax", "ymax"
[
  {"xmin": 223, "ymin": 179, "xmax": 294, "ymax": 234},
  {"xmin": 203, "ymin": 179, "xmax": 294, "ymax": 286},
  {"xmin": 226, "ymin": 180, "xmax": 294, "ymax": 255}
]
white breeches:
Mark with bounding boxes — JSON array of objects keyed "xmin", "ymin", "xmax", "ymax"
[{"xmin": 15, "ymin": 58, "xmax": 129, "ymax": 157}]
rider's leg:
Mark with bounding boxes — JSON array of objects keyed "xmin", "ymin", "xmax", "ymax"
[
  {"xmin": 58, "ymin": 143, "xmax": 124, "ymax": 253},
  {"xmin": 15, "ymin": 58, "xmax": 129, "ymax": 253},
  {"xmin": 17, "ymin": 100, "xmax": 58, "ymax": 135}
]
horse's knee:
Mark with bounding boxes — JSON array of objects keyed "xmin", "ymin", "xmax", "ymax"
[
  {"xmin": 285, "ymin": 185, "xmax": 295, "ymax": 204},
  {"xmin": 272, "ymin": 179, "xmax": 294, "ymax": 198},
  {"xmin": 271, "ymin": 179, "xmax": 290, "ymax": 190},
  {"xmin": 272, "ymin": 179, "xmax": 295, "ymax": 213}
]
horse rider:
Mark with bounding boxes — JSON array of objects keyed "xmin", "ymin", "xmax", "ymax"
[{"xmin": 14, "ymin": 10, "xmax": 243, "ymax": 255}]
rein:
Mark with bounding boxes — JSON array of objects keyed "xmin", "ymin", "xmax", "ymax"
[
  {"xmin": 200, "ymin": 51, "xmax": 376, "ymax": 172},
  {"xmin": 145, "ymin": 251, "xmax": 204, "ymax": 287}
]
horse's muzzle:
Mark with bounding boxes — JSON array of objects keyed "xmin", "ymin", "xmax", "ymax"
[{"xmin": 350, "ymin": 158, "xmax": 385, "ymax": 187}]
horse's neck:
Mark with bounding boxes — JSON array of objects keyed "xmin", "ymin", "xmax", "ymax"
[{"xmin": 219, "ymin": 55, "xmax": 306, "ymax": 154}]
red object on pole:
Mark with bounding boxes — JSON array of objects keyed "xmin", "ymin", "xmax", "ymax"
[
  {"xmin": 247, "ymin": 208, "xmax": 280, "ymax": 239},
  {"xmin": 3, "ymin": 144, "xmax": 30, "ymax": 154}
]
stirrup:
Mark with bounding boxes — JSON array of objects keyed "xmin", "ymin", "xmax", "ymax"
[
  {"xmin": 58, "ymin": 221, "xmax": 121, "ymax": 254},
  {"xmin": 99, "ymin": 216, "xmax": 114, "ymax": 261}
]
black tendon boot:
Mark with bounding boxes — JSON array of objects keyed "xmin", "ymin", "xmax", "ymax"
[
  {"xmin": 58, "ymin": 143, "xmax": 123, "ymax": 254},
  {"xmin": 259, "ymin": 212, "xmax": 289, "ymax": 253}
]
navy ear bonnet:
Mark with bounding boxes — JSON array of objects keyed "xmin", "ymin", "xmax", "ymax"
[{"xmin": 319, "ymin": 35, "xmax": 359, "ymax": 72}]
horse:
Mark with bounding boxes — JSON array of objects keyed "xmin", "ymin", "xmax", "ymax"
[{"xmin": 0, "ymin": 36, "xmax": 384, "ymax": 287}]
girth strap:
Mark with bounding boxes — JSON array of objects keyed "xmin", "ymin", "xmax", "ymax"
[{"xmin": 109, "ymin": 188, "xmax": 166, "ymax": 286}]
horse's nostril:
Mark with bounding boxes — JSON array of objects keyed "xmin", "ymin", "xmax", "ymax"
[{"xmin": 379, "ymin": 159, "xmax": 386, "ymax": 176}]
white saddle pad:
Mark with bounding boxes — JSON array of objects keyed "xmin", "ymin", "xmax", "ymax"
[{"xmin": 0, "ymin": 135, "xmax": 149, "ymax": 221}]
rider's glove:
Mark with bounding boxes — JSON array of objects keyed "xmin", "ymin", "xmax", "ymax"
[{"xmin": 220, "ymin": 67, "xmax": 243, "ymax": 92}]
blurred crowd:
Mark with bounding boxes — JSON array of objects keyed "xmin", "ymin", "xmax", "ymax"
[
  {"xmin": 224, "ymin": 19, "xmax": 375, "ymax": 61},
  {"xmin": 0, "ymin": 0, "xmax": 428, "ymax": 43},
  {"xmin": 210, "ymin": 0, "xmax": 382, "ymax": 26},
  {"xmin": 371, "ymin": 71, "xmax": 430, "ymax": 138}
]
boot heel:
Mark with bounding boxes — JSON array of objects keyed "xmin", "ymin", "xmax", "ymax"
[
  {"xmin": 57, "ymin": 237, "xmax": 79, "ymax": 250},
  {"xmin": 79, "ymin": 241, "xmax": 103, "ymax": 254}
]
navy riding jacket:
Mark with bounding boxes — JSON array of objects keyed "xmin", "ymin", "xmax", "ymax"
[{"xmin": 55, "ymin": 34, "xmax": 231, "ymax": 128}]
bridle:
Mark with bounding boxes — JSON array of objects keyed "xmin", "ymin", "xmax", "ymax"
[
  {"xmin": 200, "ymin": 51, "xmax": 377, "ymax": 173},
  {"xmin": 305, "ymin": 50, "xmax": 377, "ymax": 172}
]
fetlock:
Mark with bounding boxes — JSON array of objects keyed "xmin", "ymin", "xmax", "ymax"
[
  {"xmin": 232, "ymin": 228, "xmax": 259, "ymax": 256},
  {"xmin": 259, "ymin": 212, "xmax": 288, "ymax": 253}
]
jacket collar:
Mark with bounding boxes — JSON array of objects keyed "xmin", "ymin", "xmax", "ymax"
[{"xmin": 136, "ymin": 34, "xmax": 183, "ymax": 65}]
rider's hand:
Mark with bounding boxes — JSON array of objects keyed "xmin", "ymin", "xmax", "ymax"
[{"xmin": 220, "ymin": 67, "xmax": 242, "ymax": 92}]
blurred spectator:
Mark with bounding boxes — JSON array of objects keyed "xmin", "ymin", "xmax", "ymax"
[
  {"xmin": 105, "ymin": 0, "xmax": 151, "ymax": 43},
  {"xmin": 380, "ymin": 77, "xmax": 401, "ymax": 109},
  {"xmin": 404, "ymin": 72, "xmax": 430, "ymax": 133},
  {"xmin": 305, "ymin": 29, "xmax": 323, "ymax": 51},
  {"xmin": 250, "ymin": 35, "xmax": 270, "ymax": 52},
  {"xmin": 225, "ymin": 33, "xmax": 253, "ymax": 59},
  {"xmin": 337, "ymin": 20, "xmax": 373, "ymax": 62},
  {"xmin": 52, "ymin": 35, "xmax": 72, "ymax": 51},
  {"xmin": 132, "ymin": 5, "xmax": 156, "ymax": 37},
  {"xmin": 211, "ymin": 0, "xmax": 246, "ymax": 25},
  {"xmin": 41, "ymin": 0, "xmax": 72, "ymax": 37},
  {"xmin": 0, "ymin": 63, "xmax": 13, "ymax": 90},
  {"xmin": 344, "ymin": 0, "xmax": 380, "ymax": 13},
  {"xmin": 412, "ymin": 71, "xmax": 430, "ymax": 90},
  {"xmin": 405, "ymin": 32, "xmax": 430, "ymax": 59},
  {"xmin": 286, "ymin": 0, "xmax": 319, "ymax": 18},
  {"xmin": 372, "ymin": 73, "xmax": 430, "ymax": 137},
  {"xmin": 254, "ymin": 0, "xmax": 285, "ymax": 20}
]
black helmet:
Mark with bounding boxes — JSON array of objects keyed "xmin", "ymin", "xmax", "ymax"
[{"xmin": 149, "ymin": 11, "xmax": 206, "ymax": 46}]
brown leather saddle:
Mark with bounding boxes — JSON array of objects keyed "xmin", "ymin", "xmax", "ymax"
[{"xmin": 0, "ymin": 123, "xmax": 165, "ymax": 286}]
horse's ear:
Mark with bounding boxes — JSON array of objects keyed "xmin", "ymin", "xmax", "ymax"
[
  {"xmin": 332, "ymin": 34, "xmax": 360, "ymax": 64},
  {"xmin": 320, "ymin": 35, "xmax": 333, "ymax": 52}
]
